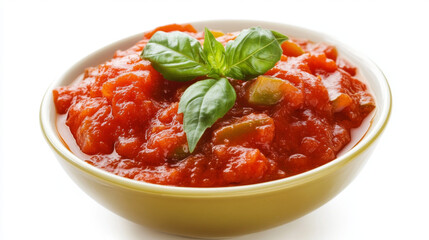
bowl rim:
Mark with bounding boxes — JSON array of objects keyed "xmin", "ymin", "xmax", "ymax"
[{"xmin": 40, "ymin": 19, "xmax": 392, "ymax": 198}]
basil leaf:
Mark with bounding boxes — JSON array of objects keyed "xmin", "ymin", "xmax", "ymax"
[
  {"xmin": 141, "ymin": 31, "xmax": 210, "ymax": 81},
  {"xmin": 224, "ymin": 27, "xmax": 283, "ymax": 80},
  {"xmin": 271, "ymin": 30, "xmax": 289, "ymax": 44},
  {"xmin": 203, "ymin": 28, "xmax": 226, "ymax": 78},
  {"xmin": 178, "ymin": 78, "xmax": 236, "ymax": 152}
]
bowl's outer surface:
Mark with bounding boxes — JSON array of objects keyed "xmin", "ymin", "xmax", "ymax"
[
  {"xmin": 40, "ymin": 20, "xmax": 391, "ymax": 238},
  {"xmin": 52, "ymin": 145, "xmax": 377, "ymax": 238}
]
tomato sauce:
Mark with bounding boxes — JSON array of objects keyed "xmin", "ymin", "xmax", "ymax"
[{"xmin": 54, "ymin": 24, "xmax": 375, "ymax": 187}]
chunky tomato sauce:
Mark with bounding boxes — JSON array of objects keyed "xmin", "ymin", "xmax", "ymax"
[{"xmin": 54, "ymin": 24, "xmax": 375, "ymax": 187}]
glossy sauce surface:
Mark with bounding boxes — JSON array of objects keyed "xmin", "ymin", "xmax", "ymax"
[{"xmin": 54, "ymin": 24, "xmax": 375, "ymax": 187}]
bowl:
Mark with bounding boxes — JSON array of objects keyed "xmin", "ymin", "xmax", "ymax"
[{"xmin": 40, "ymin": 20, "xmax": 391, "ymax": 238}]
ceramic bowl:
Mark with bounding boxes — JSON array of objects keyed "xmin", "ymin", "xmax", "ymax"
[{"xmin": 40, "ymin": 20, "xmax": 391, "ymax": 238}]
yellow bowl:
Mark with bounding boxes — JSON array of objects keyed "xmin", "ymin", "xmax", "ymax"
[{"xmin": 40, "ymin": 20, "xmax": 392, "ymax": 238}]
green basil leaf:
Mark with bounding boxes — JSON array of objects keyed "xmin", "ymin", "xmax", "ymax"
[
  {"xmin": 178, "ymin": 78, "xmax": 236, "ymax": 152},
  {"xmin": 271, "ymin": 30, "xmax": 289, "ymax": 44},
  {"xmin": 141, "ymin": 31, "xmax": 210, "ymax": 81},
  {"xmin": 203, "ymin": 28, "xmax": 226, "ymax": 78},
  {"xmin": 224, "ymin": 27, "xmax": 283, "ymax": 80}
]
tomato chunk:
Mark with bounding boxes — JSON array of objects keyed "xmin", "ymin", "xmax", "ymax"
[
  {"xmin": 214, "ymin": 145, "xmax": 270, "ymax": 185},
  {"xmin": 281, "ymin": 40, "xmax": 304, "ymax": 57},
  {"xmin": 66, "ymin": 98, "xmax": 115, "ymax": 154},
  {"xmin": 143, "ymin": 23, "xmax": 197, "ymax": 39}
]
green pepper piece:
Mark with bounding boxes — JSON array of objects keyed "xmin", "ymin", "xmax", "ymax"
[
  {"xmin": 168, "ymin": 144, "xmax": 190, "ymax": 160},
  {"xmin": 247, "ymin": 75, "xmax": 299, "ymax": 105},
  {"xmin": 213, "ymin": 114, "xmax": 273, "ymax": 144}
]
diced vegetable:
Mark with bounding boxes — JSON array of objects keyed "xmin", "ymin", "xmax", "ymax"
[
  {"xmin": 281, "ymin": 40, "xmax": 304, "ymax": 57},
  {"xmin": 210, "ymin": 30, "xmax": 225, "ymax": 38},
  {"xmin": 213, "ymin": 113, "xmax": 274, "ymax": 145},
  {"xmin": 331, "ymin": 93, "xmax": 353, "ymax": 112},
  {"xmin": 213, "ymin": 145, "xmax": 269, "ymax": 184},
  {"xmin": 336, "ymin": 57, "xmax": 357, "ymax": 76},
  {"xmin": 143, "ymin": 23, "xmax": 197, "ymax": 39},
  {"xmin": 247, "ymin": 75, "xmax": 299, "ymax": 105},
  {"xmin": 359, "ymin": 96, "xmax": 376, "ymax": 114},
  {"xmin": 168, "ymin": 144, "xmax": 190, "ymax": 160}
]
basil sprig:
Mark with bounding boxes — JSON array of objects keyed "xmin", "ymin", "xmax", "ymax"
[
  {"xmin": 203, "ymin": 28, "xmax": 227, "ymax": 79},
  {"xmin": 142, "ymin": 27, "xmax": 287, "ymax": 152}
]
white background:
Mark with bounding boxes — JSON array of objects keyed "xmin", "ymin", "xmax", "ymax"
[{"xmin": 1, "ymin": 0, "xmax": 428, "ymax": 239}]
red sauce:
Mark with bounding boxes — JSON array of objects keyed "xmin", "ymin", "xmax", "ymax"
[{"xmin": 54, "ymin": 24, "xmax": 375, "ymax": 187}]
